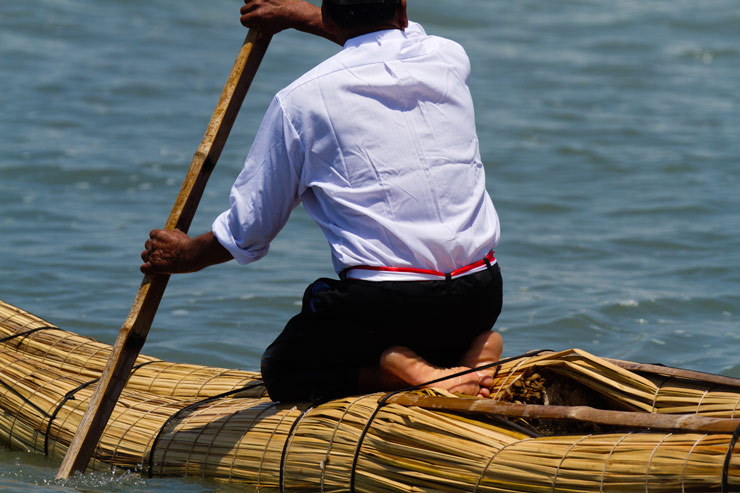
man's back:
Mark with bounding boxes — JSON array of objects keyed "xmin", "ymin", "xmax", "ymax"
[{"xmin": 274, "ymin": 22, "xmax": 500, "ymax": 274}]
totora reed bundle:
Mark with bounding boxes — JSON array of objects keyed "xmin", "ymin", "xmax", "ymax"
[{"xmin": 1, "ymin": 299, "xmax": 740, "ymax": 491}]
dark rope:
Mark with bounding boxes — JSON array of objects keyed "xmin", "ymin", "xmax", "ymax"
[
  {"xmin": 129, "ymin": 360, "xmax": 159, "ymax": 375},
  {"xmin": 280, "ymin": 404, "xmax": 314, "ymax": 492},
  {"xmin": 43, "ymin": 360, "xmax": 160, "ymax": 457},
  {"xmin": 0, "ymin": 329, "xmax": 59, "ymax": 420},
  {"xmin": 44, "ymin": 378, "xmax": 98, "ymax": 457},
  {"xmin": 490, "ymin": 415, "xmax": 543, "ymax": 438},
  {"xmin": 722, "ymin": 419, "xmax": 740, "ymax": 493},
  {"xmin": 0, "ymin": 379, "xmax": 51, "ymax": 421},
  {"xmin": 0, "ymin": 377, "xmax": 51, "ymax": 451},
  {"xmin": 147, "ymin": 382, "xmax": 264, "ymax": 478},
  {"xmin": 348, "ymin": 350, "xmax": 549, "ymax": 492},
  {"xmin": 413, "ymin": 349, "xmax": 553, "ymax": 390},
  {"xmin": 1, "ymin": 327, "xmax": 70, "ymax": 424},
  {"xmin": 349, "ymin": 390, "xmax": 398, "ymax": 493},
  {"xmin": 0, "ymin": 326, "xmax": 64, "ymax": 344}
]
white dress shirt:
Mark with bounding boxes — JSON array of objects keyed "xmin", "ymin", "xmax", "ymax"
[{"xmin": 212, "ymin": 22, "xmax": 500, "ymax": 280}]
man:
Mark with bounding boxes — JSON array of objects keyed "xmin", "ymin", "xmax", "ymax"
[{"xmin": 141, "ymin": 0, "xmax": 503, "ymax": 403}]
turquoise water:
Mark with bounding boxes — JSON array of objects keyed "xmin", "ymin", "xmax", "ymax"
[{"xmin": 1, "ymin": 0, "xmax": 739, "ymax": 490}]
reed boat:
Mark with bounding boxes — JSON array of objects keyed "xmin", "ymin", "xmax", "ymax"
[{"xmin": 1, "ymin": 298, "xmax": 740, "ymax": 491}]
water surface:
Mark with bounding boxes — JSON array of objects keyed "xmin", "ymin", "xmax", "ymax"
[{"xmin": 1, "ymin": 0, "xmax": 738, "ymax": 490}]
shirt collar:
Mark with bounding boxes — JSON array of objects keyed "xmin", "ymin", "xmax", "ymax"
[{"xmin": 342, "ymin": 27, "xmax": 407, "ymax": 49}]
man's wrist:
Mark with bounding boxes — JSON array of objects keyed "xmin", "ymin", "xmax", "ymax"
[{"xmin": 195, "ymin": 231, "xmax": 233, "ymax": 270}]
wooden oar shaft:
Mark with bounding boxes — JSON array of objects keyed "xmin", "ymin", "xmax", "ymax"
[
  {"xmin": 389, "ymin": 394, "xmax": 740, "ymax": 434},
  {"xmin": 165, "ymin": 34, "xmax": 269, "ymax": 232},
  {"xmin": 57, "ymin": 29, "xmax": 271, "ymax": 479},
  {"xmin": 606, "ymin": 358, "xmax": 740, "ymax": 389}
]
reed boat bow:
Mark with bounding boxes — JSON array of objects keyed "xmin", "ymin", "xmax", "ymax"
[{"xmin": 1, "ymin": 299, "xmax": 739, "ymax": 491}]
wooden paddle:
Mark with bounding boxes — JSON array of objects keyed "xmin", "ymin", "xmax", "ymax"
[
  {"xmin": 56, "ymin": 29, "xmax": 271, "ymax": 479},
  {"xmin": 389, "ymin": 394, "xmax": 740, "ymax": 434}
]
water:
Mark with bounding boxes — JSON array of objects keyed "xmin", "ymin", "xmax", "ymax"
[{"xmin": 1, "ymin": 0, "xmax": 739, "ymax": 489}]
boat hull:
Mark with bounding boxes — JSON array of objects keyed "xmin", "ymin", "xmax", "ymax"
[{"xmin": 1, "ymin": 299, "xmax": 739, "ymax": 491}]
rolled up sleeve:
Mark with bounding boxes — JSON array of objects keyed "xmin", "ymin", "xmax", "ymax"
[{"xmin": 212, "ymin": 96, "xmax": 303, "ymax": 265}]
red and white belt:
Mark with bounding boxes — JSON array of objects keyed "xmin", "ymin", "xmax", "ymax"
[{"xmin": 341, "ymin": 251, "xmax": 496, "ymax": 282}]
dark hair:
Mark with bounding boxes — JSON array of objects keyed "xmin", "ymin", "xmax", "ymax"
[{"xmin": 324, "ymin": 0, "xmax": 399, "ymax": 30}]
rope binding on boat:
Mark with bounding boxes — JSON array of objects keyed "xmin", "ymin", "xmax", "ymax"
[
  {"xmin": 146, "ymin": 382, "xmax": 265, "ymax": 478},
  {"xmin": 348, "ymin": 349, "xmax": 551, "ymax": 493},
  {"xmin": 43, "ymin": 360, "xmax": 159, "ymax": 458},
  {"xmin": 722, "ymin": 419, "xmax": 740, "ymax": 493},
  {"xmin": 0, "ymin": 326, "xmax": 65, "ymax": 344}
]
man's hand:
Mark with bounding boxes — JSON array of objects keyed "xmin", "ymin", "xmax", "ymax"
[
  {"xmin": 140, "ymin": 229, "xmax": 233, "ymax": 275},
  {"xmin": 140, "ymin": 229, "xmax": 198, "ymax": 275},
  {"xmin": 240, "ymin": 0, "xmax": 340, "ymax": 44},
  {"xmin": 240, "ymin": 0, "xmax": 311, "ymax": 35}
]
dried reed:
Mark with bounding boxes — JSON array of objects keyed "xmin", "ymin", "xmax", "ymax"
[{"xmin": 2, "ymin": 299, "xmax": 740, "ymax": 491}]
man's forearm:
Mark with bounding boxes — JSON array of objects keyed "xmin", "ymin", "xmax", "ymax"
[{"xmin": 190, "ymin": 232, "xmax": 234, "ymax": 272}]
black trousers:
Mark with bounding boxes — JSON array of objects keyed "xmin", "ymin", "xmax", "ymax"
[{"xmin": 260, "ymin": 262, "xmax": 503, "ymax": 403}]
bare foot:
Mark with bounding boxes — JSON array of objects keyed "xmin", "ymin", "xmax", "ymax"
[
  {"xmin": 379, "ymin": 346, "xmax": 494, "ymax": 397},
  {"xmin": 459, "ymin": 331, "xmax": 503, "ymax": 368}
]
